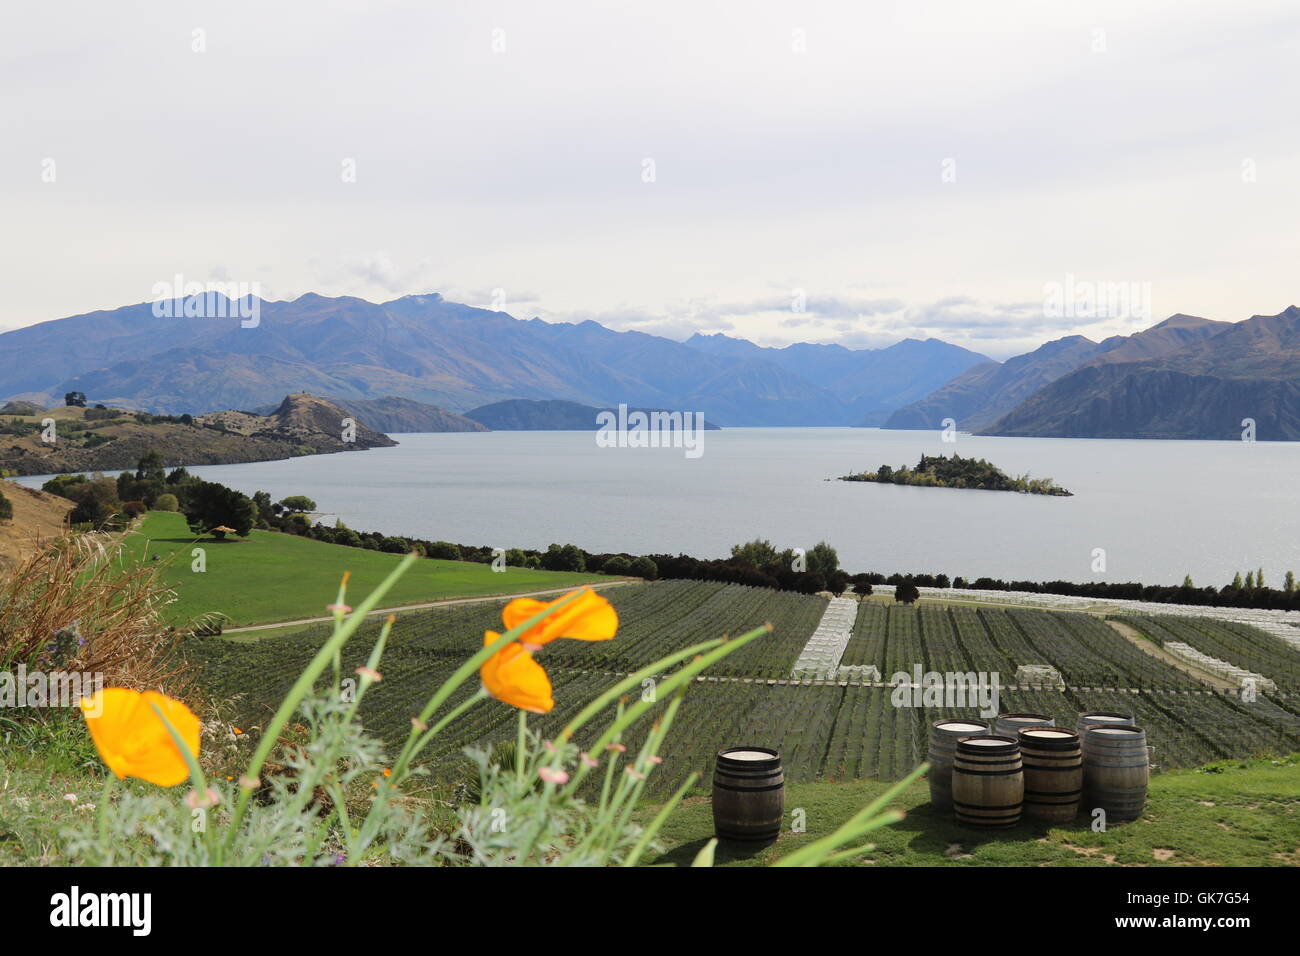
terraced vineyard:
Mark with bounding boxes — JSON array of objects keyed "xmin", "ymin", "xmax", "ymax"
[
  {"xmin": 1120, "ymin": 614, "xmax": 1300, "ymax": 691},
  {"xmin": 190, "ymin": 584, "xmax": 1300, "ymax": 799}
]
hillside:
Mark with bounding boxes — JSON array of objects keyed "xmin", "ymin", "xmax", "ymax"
[
  {"xmin": 320, "ymin": 396, "xmax": 487, "ymax": 433},
  {"xmin": 124, "ymin": 510, "xmax": 605, "ymax": 626},
  {"xmin": 467, "ymin": 399, "xmax": 721, "ymax": 430},
  {"xmin": 0, "ymin": 292, "xmax": 990, "ymax": 427},
  {"xmin": 0, "ymin": 479, "xmax": 70, "ymax": 568},
  {"xmin": 0, "ymin": 393, "xmax": 395, "ymax": 477},
  {"xmin": 885, "ymin": 314, "xmax": 1230, "ymax": 433},
  {"xmin": 985, "ymin": 307, "xmax": 1300, "ymax": 440}
]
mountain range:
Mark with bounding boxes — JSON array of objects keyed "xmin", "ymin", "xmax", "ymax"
[
  {"xmin": 3, "ymin": 292, "xmax": 1299, "ymax": 439},
  {"xmin": 886, "ymin": 307, "xmax": 1300, "ymax": 440},
  {"xmin": 0, "ymin": 293, "xmax": 990, "ymax": 427}
]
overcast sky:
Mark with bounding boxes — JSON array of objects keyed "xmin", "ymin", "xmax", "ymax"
[{"xmin": 2, "ymin": 0, "xmax": 1297, "ymax": 359}]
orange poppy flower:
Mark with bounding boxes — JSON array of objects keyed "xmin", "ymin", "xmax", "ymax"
[
  {"xmin": 501, "ymin": 589, "xmax": 618, "ymax": 648},
  {"xmin": 78, "ymin": 688, "xmax": 201, "ymax": 787},
  {"xmin": 480, "ymin": 633, "xmax": 554, "ymax": 713}
]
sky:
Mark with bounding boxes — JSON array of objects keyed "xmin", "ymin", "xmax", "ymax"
[{"xmin": 2, "ymin": 0, "xmax": 1297, "ymax": 360}]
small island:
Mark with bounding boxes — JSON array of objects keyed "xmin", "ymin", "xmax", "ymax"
[{"xmin": 838, "ymin": 453, "xmax": 1072, "ymax": 496}]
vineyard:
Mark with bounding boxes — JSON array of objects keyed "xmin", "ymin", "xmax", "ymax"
[
  {"xmin": 189, "ymin": 583, "xmax": 1300, "ymax": 800},
  {"xmin": 1119, "ymin": 614, "xmax": 1300, "ymax": 691}
]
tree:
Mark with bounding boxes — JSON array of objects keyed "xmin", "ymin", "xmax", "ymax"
[
  {"xmin": 852, "ymin": 578, "xmax": 873, "ymax": 598},
  {"xmin": 154, "ymin": 493, "xmax": 179, "ymax": 512},
  {"xmin": 1245, "ymin": 570, "xmax": 1255, "ymax": 589},
  {"xmin": 629, "ymin": 556, "xmax": 658, "ymax": 580},
  {"xmin": 541, "ymin": 543, "xmax": 586, "ymax": 572},
  {"xmin": 730, "ymin": 539, "xmax": 780, "ymax": 568},
  {"xmin": 1231, "ymin": 571, "xmax": 1243, "ymax": 589},
  {"xmin": 806, "ymin": 541, "xmax": 840, "ymax": 577},
  {"xmin": 1286, "ymin": 571, "xmax": 1296, "ymax": 594},
  {"xmin": 64, "ymin": 391, "xmax": 87, "ymax": 407},
  {"xmin": 602, "ymin": 555, "xmax": 632, "ymax": 576},
  {"xmin": 334, "ymin": 528, "xmax": 362, "ymax": 548},
  {"xmin": 825, "ymin": 569, "xmax": 851, "ymax": 596},
  {"xmin": 67, "ymin": 476, "xmax": 121, "ymax": 527},
  {"xmin": 42, "ymin": 473, "xmax": 90, "ymax": 501},
  {"xmin": 0, "ymin": 489, "xmax": 11, "ymax": 521},
  {"xmin": 428, "ymin": 541, "xmax": 462, "ymax": 560},
  {"xmin": 895, "ymin": 581, "xmax": 920, "ymax": 604},
  {"xmin": 1182, "ymin": 574, "xmax": 1194, "ymax": 589},
  {"xmin": 795, "ymin": 572, "xmax": 826, "ymax": 595},
  {"xmin": 277, "ymin": 495, "xmax": 317, "ymax": 514},
  {"xmin": 1257, "ymin": 568, "xmax": 1265, "ymax": 589},
  {"xmin": 184, "ymin": 480, "xmax": 256, "ymax": 538}
]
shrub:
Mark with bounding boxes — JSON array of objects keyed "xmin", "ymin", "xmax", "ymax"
[
  {"xmin": 541, "ymin": 543, "xmax": 586, "ymax": 572},
  {"xmin": 153, "ymin": 493, "xmax": 179, "ymax": 512},
  {"xmin": 334, "ymin": 528, "xmax": 362, "ymax": 548},
  {"xmin": 628, "ymin": 556, "xmax": 658, "ymax": 580},
  {"xmin": 0, "ymin": 533, "xmax": 185, "ymax": 698},
  {"xmin": 427, "ymin": 541, "xmax": 462, "ymax": 560},
  {"xmin": 602, "ymin": 555, "xmax": 632, "ymax": 576},
  {"xmin": 121, "ymin": 500, "xmax": 148, "ymax": 519}
]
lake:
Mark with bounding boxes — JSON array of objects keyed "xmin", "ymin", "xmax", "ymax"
[{"xmin": 20, "ymin": 428, "xmax": 1300, "ymax": 586}]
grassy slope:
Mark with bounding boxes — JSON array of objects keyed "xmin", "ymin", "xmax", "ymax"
[
  {"xmin": 124, "ymin": 511, "xmax": 607, "ymax": 627},
  {"xmin": 645, "ymin": 755, "xmax": 1300, "ymax": 866}
]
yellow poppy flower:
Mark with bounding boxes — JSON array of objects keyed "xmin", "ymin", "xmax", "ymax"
[
  {"xmin": 501, "ymin": 589, "xmax": 618, "ymax": 648},
  {"xmin": 78, "ymin": 688, "xmax": 201, "ymax": 787},
  {"xmin": 480, "ymin": 634, "xmax": 554, "ymax": 713}
]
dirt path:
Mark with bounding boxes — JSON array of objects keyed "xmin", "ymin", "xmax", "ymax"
[
  {"xmin": 1105, "ymin": 619, "xmax": 1237, "ymax": 692},
  {"xmin": 222, "ymin": 579, "xmax": 633, "ymax": 634}
]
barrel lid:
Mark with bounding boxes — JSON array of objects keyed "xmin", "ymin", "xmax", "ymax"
[
  {"xmin": 719, "ymin": 747, "xmax": 779, "ymax": 760},
  {"xmin": 1023, "ymin": 728, "xmax": 1075, "ymax": 739},
  {"xmin": 1080, "ymin": 712, "xmax": 1131, "ymax": 722},
  {"xmin": 1091, "ymin": 725, "xmax": 1143, "ymax": 736},
  {"xmin": 958, "ymin": 734, "xmax": 1018, "ymax": 752},
  {"xmin": 998, "ymin": 713, "xmax": 1051, "ymax": 722},
  {"xmin": 935, "ymin": 720, "xmax": 987, "ymax": 732}
]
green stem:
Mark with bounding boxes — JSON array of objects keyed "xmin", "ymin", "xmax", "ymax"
[{"xmin": 222, "ymin": 553, "xmax": 418, "ymax": 855}]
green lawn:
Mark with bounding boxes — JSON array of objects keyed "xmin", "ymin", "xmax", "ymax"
[
  {"xmin": 644, "ymin": 754, "xmax": 1300, "ymax": 866},
  {"xmin": 122, "ymin": 511, "xmax": 609, "ymax": 627}
]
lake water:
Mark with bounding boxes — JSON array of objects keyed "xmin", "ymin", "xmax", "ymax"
[{"xmin": 21, "ymin": 428, "xmax": 1300, "ymax": 586}]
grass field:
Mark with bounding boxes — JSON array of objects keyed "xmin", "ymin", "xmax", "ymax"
[
  {"xmin": 645, "ymin": 754, "xmax": 1300, "ymax": 867},
  {"xmin": 123, "ymin": 511, "xmax": 608, "ymax": 627}
]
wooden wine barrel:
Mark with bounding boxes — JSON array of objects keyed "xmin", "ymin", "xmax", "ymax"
[
  {"xmin": 995, "ymin": 712, "xmax": 1053, "ymax": 739},
  {"xmin": 1075, "ymin": 711, "xmax": 1134, "ymax": 746},
  {"xmin": 713, "ymin": 747, "xmax": 784, "ymax": 844},
  {"xmin": 928, "ymin": 719, "xmax": 990, "ymax": 809},
  {"xmin": 951, "ymin": 735, "xmax": 1023, "ymax": 828},
  {"xmin": 1082, "ymin": 725, "xmax": 1149, "ymax": 822},
  {"xmin": 1017, "ymin": 727, "xmax": 1082, "ymax": 822}
]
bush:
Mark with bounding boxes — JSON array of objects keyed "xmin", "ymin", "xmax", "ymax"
[
  {"xmin": 153, "ymin": 493, "xmax": 179, "ymax": 512},
  {"xmin": 628, "ymin": 556, "xmax": 658, "ymax": 580},
  {"xmin": 121, "ymin": 500, "xmax": 148, "ymax": 519},
  {"xmin": 380, "ymin": 536, "xmax": 409, "ymax": 554},
  {"xmin": 602, "ymin": 555, "xmax": 632, "ymax": 576},
  {"xmin": 541, "ymin": 543, "xmax": 586, "ymax": 573},
  {"xmin": 334, "ymin": 528, "xmax": 362, "ymax": 548},
  {"xmin": 427, "ymin": 541, "xmax": 462, "ymax": 560},
  {"xmin": 0, "ymin": 489, "xmax": 11, "ymax": 521}
]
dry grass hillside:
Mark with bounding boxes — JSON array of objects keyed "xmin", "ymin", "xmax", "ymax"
[{"xmin": 0, "ymin": 479, "xmax": 70, "ymax": 568}]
